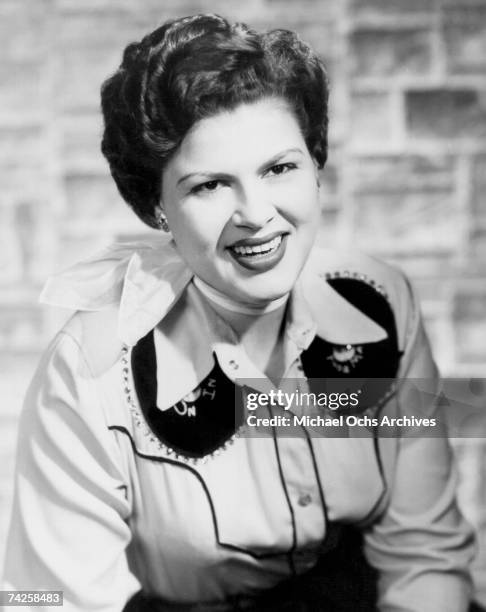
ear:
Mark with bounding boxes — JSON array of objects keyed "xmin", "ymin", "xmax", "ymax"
[{"xmin": 154, "ymin": 205, "xmax": 170, "ymax": 232}]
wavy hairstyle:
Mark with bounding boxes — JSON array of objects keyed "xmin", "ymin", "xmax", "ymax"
[{"xmin": 101, "ymin": 14, "xmax": 329, "ymax": 228}]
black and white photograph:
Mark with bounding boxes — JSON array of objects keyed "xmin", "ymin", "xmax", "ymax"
[{"xmin": 1, "ymin": 1, "xmax": 486, "ymax": 610}]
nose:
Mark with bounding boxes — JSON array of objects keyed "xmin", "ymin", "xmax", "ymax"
[{"xmin": 232, "ymin": 182, "xmax": 276, "ymax": 229}]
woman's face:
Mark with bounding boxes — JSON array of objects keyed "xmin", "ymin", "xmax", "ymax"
[{"xmin": 161, "ymin": 97, "xmax": 321, "ymax": 304}]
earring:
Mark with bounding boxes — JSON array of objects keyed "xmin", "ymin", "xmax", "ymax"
[{"xmin": 155, "ymin": 208, "xmax": 170, "ymax": 232}]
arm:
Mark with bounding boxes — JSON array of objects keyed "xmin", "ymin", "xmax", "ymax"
[
  {"xmin": 364, "ymin": 278, "xmax": 476, "ymax": 612},
  {"xmin": 2, "ymin": 331, "xmax": 140, "ymax": 612}
]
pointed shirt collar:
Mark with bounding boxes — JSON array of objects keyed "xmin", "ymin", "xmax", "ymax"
[{"xmin": 40, "ymin": 237, "xmax": 387, "ymax": 349}]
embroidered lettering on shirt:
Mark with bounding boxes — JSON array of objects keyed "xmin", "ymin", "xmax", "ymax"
[{"xmin": 172, "ymin": 378, "xmax": 218, "ymax": 417}]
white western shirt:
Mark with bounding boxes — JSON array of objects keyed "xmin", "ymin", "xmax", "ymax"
[{"xmin": 1, "ymin": 238, "xmax": 475, "ymax": 611}]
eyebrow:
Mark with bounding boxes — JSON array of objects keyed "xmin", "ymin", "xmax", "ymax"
[
  {"xmin": 176, "ymin": 147, "xmax": 304, "ymax": 187},
  {"xmin": 256, "ymin": 147, "xmax": 304, "ymax": 174}
]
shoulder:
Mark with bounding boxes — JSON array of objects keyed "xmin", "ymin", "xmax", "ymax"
[
  {"xmin": 57, "ymin": 306, "xmax": 124, "ymax": 377},
  {"xmin": 21, "ymin": 306, "xmax": 134, "ymax": 439}
]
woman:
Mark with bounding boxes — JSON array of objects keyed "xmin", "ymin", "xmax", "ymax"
[{"xmin": 2, "ymin": 14, "xmax": 477, "ymax": 612}]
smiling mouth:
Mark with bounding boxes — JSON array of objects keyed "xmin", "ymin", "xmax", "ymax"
[{"xmin": 229, "ymin": 235, "xmax": 283, "ymax": 258}]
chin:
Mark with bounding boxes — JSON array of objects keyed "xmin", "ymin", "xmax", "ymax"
[{"xmin": 232, "ymin": 275, "xmax": 297, "ymax": 305}]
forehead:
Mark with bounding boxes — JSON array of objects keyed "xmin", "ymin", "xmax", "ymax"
[{"xmin": 166, "ymin": 98, "xmax": 306, "ymax": 174}]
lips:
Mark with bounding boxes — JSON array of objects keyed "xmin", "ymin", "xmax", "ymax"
[
  {"xmin": 229, "ymin": 230, "xmax": 285, "ymax": 249},
  {"xmin": 227, "ymin": 232, "xmax": 288, "ymax": 272}
]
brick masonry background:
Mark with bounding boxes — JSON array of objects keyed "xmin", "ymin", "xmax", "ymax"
[{"xmin": 1, "ymin": 0, "xmax": 485, "ymax": 602}]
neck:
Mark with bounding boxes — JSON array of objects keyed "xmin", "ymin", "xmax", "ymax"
[
  {"xmin": 193, "ymin": 276, "xmax": 288, "ymax": 318},
  {"xmin": 193, "ymin": 277, "xmax": 289, "ymax": 380}
]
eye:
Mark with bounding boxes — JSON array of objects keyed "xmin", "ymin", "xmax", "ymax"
[
  {"xmin": 265, "ymin": 162, "xmax": 297, "ymax": 177},
  {"xmin": 191, "ymin": 180, "xmax": 222, "ymax": 195}
]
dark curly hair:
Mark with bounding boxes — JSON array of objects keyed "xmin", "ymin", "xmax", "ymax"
[{"xmin": 101, "ymin": 14, "xmax": 329, "ymax": 228}]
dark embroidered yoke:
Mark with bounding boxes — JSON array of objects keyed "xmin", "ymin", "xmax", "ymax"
[
  {"xmin": 132, "ymin": 333, "xmax": 245, "ymax": 459},
  {"xmin": 131, "ymin": 275, "xmax": 403, "ymax": 457},
  {"xmin": 301, "ymin": 277, "xmax": 402, "ymax": 415}
]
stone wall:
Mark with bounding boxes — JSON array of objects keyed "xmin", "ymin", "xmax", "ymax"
[{"xmin": 1, "ymin": 0, "xmax": 485, "ymax": 602}]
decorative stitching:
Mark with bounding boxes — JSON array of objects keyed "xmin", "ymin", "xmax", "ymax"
[
  {"xmin": 120, "ymin": 345, "xmax": 242, "ymax": 465},
  {"xmin": 108, "ymin": 424, "xmax": 299, "ymax": 561},
  {"xmin": 321, "ymin": 270, "xmax": 389, "ymax": 302}
]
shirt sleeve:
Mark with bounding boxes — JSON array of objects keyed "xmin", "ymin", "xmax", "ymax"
[
  {"xmin": 1, "ymin": 331, "xmax": 141, "ymax": 612},
  {"xmin": 364, "ymin": 276, "xmax": 476, "ymax": 612}
]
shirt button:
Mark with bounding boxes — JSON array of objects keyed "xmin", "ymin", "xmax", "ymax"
[
  {"xmin": 228, "ymin": 360, "xmax": 239, "ymax": 370},
  {"xmin": 297, "ymin": 493, "xmax": 312, "ymax": 507}
]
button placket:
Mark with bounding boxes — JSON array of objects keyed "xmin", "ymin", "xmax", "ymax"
[{"xmin": 297, "ymin": 493, "xmax": 313, "ymax": 507}]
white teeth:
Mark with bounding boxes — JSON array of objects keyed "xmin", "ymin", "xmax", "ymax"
[{"xmin": 232, "ymin": 235, "xmax": 282, "ymax": 256}]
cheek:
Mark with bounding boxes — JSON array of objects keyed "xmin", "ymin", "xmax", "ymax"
[
  {"xmin": 170, "ymin": 204, "xmax": 229, "ymax": 255},
  {"xmin": 281, "ymin": 175, "xmax": 320, "ymax": 223}
]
